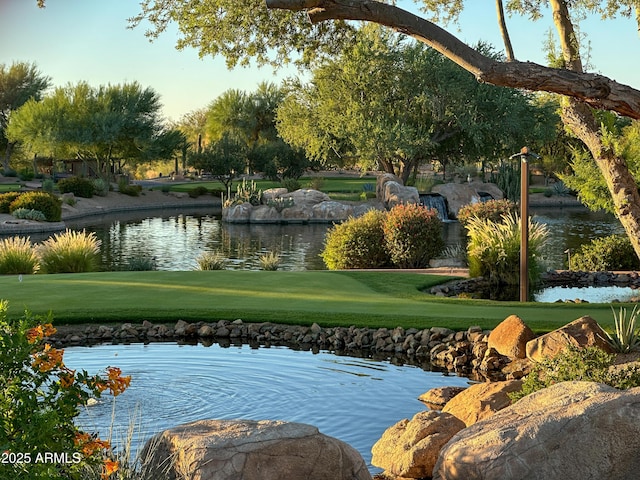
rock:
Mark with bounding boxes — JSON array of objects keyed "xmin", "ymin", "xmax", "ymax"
[
  {"xmin": 249, "ymin": 205, "xmax": 281, "ymax": 223},
  {"xmin": 432, "ymin": 182, "xmax": 503, "ymax": 218},
  {"xmin": 262, "ymin": 188, "xmax": 288, "ymax": 203},
  {"xmin": 141, "ymin": 419, "xmax": 371, "ymax": 480},
  {"xmin": 280, "ymin": 189, "xmax": 330, "ymax": 205},
  {"xmin": 311, "ymin": 201, "xmax": 354, "ymax": 221},
  {"xmin": 441, "ymin": 380, "xmax": 523, "ymax": 427},
  {"xmin": 280, "ymin": 204, "xmax": 312, "ymax": 222},
  {"xmin": 487, "ymin": 314, "xmax": 535, "ymax": 359},
  {"xmin": 222, "ymin": 202, "xmax": 252, "ymax": 223},
  {"xmin": 383, "ymin": 181, "xmax": 419, "ymax": 209},
  {"xmin": 371, "ymin": 410, "xmax": 465, "ymax": 479},
  {"xmin": 433, "ymin": 381, "xmax": 640, "ymax": 480},
  {"xmin": 418, "ymin": 386, "xmax": 467, "ymax": 410},
  {"xmin": 526, "ymin": 315, "xmax": 614, "ymax": 362},
  {"xmin": 376, "ymin": 173, "xmax": 402, "ymax": 201}
]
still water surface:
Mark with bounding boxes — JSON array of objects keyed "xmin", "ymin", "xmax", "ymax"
[{"xmin": 65, "ymin": 342, "xmax": 469, "ymax": 474}]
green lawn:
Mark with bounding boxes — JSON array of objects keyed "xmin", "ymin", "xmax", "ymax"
[
  {"xmin": 0, "ymin": 271, "xmax": 616, "ymax": 333},
  {"xmin": 0, "ymin": 184, "xmax": 21, "ymax": 193}
]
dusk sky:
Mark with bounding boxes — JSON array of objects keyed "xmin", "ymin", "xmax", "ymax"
[{"xmin": 1, "ymin": 0, "xmax": 638, "ymax": 122}]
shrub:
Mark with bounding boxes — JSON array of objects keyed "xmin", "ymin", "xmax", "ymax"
[
  {"xmin": 570, "ymin": 234, "xmax": 640, "ymax": 271},
  {"xmin": 604, "ymin": 305, "xmax": 640, "ymax": 353},
  {"xmin": 9, "ymin": 191, "xmax": 62, "ymax": 222},
  {"xmin": 259, "ymin": 251, "xmax": 281, "ymax": 271},
  {"xmin": 92, "ymin": 178, "xmax": 110, "ymax": 197},
  {"xmin": 466, "ymin": 213, "xmax": 548, "ymax": 286},
  {"xmin": 2, "ymin": 167, "xmax": 18, "ymax": 177},
  {"xmin": 37, "ymin": 229, "xmax": 102, "ymax": 273},
  {"xmin": 11, "ymin": 208, "xmax": 46, "ymax": 221},
  {"xmin": 0, "ymin": 236, "xmax": 40, "ymax": 274},
  {"xmin": 0, "ymin": 192, "xmax": 23, "ymax": 213},
  {"xmin": 117, "ymin": 179, "xmax": 142, "ymax": 197},
  {"xmin": 196, "ymin": 251, "xmax": 227, "ymax": 270},
  {"xmin": 0, "ymin": 300, "xmax": 130, "ymax": 479},
  {"xmin": 281, "ymin": 178, "xmax": 301, "ymax": 192},
  {"xmin": 42, "ymin": 178, "xmax": 55, "ymax": 194},
  {"xmin": 307, "ymin": 177, "xmax": 325, "ymax": 191},
  {"xmin": 456, "ymin": 198, "xmax": 518, "ymax": 228},
  {"xmin": 57, "ymin": 176, "xmax": 95, "ymax": 198},
  {"xmin": 383, "ymin": 203, "xmax": 444, "ymax": 268},
  {"xmin": 126, "ymin": 255, "xmax": 157, "ymax": 271},
  {"xmin": 510, "ymin": 345, "xmax": 640, "ymax": 402},
  {"xmin": 321, "ymin": 210, "xmax": 390, "ymax": 270},
  {"xmin": 188, "ymin": 185, "xmax": 209, "ymax": 198}
]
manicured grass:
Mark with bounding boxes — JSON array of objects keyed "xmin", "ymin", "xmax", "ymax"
[
  {"xmin": 0, "ymin": 184, "xmax": 21, "ymax": 193},
  {"xmin": 0, "ymin": 271, "xmax": 617, "ymax": 333}
]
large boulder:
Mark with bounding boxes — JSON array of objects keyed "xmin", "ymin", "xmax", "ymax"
[
  {"xmin": 432, "ymin": 181, "xmax": 504, "ymax": 218},
  {"xmin": 488, "ymin": 315, "xmax": 536, "ymax": 359},
  {"xmin": 222, "ymin": 202, "xmax": 252, "ymax": 223},
  {"xmin": 141, "ymin": 419, "xmax": 372, "ymax": 480},
  {"xmin": 441, "ymin": 380, "xmax": 522, "ymax": 427},
  {"xmin": 261, "ymin": 187, "xmax": 288, "ymax": 203},
  {"xmin": 371, "ymin": 410, "xmax": 465, "ymax": 479},
  {"xmin": 526, "ymin": 315, "xmax": 613, "ymax": 362},
  {"xmin": 280, "ymin": 189, "xmax": 330, "ymax": 205},
  {"xmin": 383, "ymin": 181, "xmax": 419, "ymax": 209},
  {"xmin": 311, "ymin": 201, "xmax": 354, "ymax": 221},
  {"xmin": 249, "ymin": 205, "xmax": 281, "ymax": 223},
  {"xmin": 433, "ymin": 381, "xmax": 640, "ymax": 480},
  {"xmin": 376, "ymin": 173, "xmax": 402, "ymax": 200},
  {"xmin": 418, "ymin": 386, "xmax": 467, "ymax": 410}
]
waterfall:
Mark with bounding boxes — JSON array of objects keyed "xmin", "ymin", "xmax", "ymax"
[{"xmin": 419, "ymin": 193, "xmax": 449, "ymax": 221}]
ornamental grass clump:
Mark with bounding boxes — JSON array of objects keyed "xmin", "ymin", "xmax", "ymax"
[
  {"xmin": 259, "ymin": 251, "xmax": 281, "ymax": 271},
  {"xmin": 466, "ymin": 213, "xmax": 548, "ymax": 286},
  {"xmin": 196, "ymin": 251, "xmax": 227, "ymax": 270},
  {"xmin": 604, "ymin": 305, "xmax": 640, "ymax": 353},
  {"xmin": 456, "ymin": 198, "xmax": 517, "ymax": 228},
  {"xmin": 383, "ymin": 203, "xmax": 444, "ymax": 268},
  {"xmin": 0, "ymin": 236, "xmax": 40, "ymax": 274},
  {"xmin": 38, "ymin": 229, "xmax": 101, "ymax": 273},
  {"xmin": 0, "ymin": 299, "xmax": 130, "ymax": 479}
]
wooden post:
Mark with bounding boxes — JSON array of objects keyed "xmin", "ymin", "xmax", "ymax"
[{"xmin": 520, "ymin": 147, "xmax": 529, "ymax": 302}]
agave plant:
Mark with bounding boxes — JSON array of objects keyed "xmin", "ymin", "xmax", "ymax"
[{"xmin": 604, "ymin": 305, "xmax": 640, "ymax": 353}]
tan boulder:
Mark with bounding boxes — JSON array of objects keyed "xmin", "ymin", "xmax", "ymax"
[
  {"xmin": 433, "ymin": 381, "xmax": 640, "ymax": 480},
  {"xmin": 311, "ymin": 200, "xmax": 354, "ymax": 221},
  {"xmin": 417, "ymin": 386, "xmax": 466, "ymax": 410},
  {"xmin": 249, "ymin": 205, "xmax": 281, "ymax": 223},
  {"xmin": 371, "ymin": 410, "xmax": 465, "ymax": 479},
  {"xmin": 141, "ymin": 419, "xmax": 371, "ymax": 480},
  {"xmin": 487, "ymin": 314, "xmax": 535, "ymax": 359},
  {"xmin": 526, "ymin": 315, "xmax": 613, "ymax": 362},
  {"xmin": 441, "ymin": 380, "xmax": 522, "ymax": 427},
  {"xmin": 280, "ymin": 188, "xmax": 330, "ymax": 205},
  {"xmin": 376, "ymin": 173, "xmax": 402, "ymax": 201},
  {"xmin": 432, "ymin": 181, "xmax": 503, "ymax": 218}
]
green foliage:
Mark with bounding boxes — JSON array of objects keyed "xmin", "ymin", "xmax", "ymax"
[
  {"xmin": 42, "ymin": 178, "xmax": 55, "ymax": 194},
  {"xmin": 0, "ymin": 236, "xmax": 40, "ymax": 274},
  {"xmin": 0, "ymin": 192, "xmax": 23, "ymax": 213},
  {"xmin": 510, "ymin": 345, "xmax": 640, "ymax": 402},
  {"xmin": 126, "ymin": 255, "xmax": 157, "ymax": 271},
  {"xmin": 0, "ymin": 299, "xmax": 130, "ymax": 479},
  {"xmin": 259, "ymin": 251, "xmax": 281, "ymax": 271},
  {"xmin": 11, "ymin": 208, "xmax": 46, "ymax": 221},
  {"xmin": 383, "ymin": 204, "xmax": 444, "ymax": 268},
  {"xmin": 232, "ymin": 178, "xmax": 262, "ymax": 206},
  {"xmin": 57, "ymin": 176, "xmax": 95, "ymax": 198},
  {"xmin": 266, "ymin": 197, "xmax": 295, "ymax": 212},
  {"xmin": 570, "ymin": 234, "xmax": 640, "ymax": 271},
  {"xmin": 9, "ymin": 191, "xmax": 61, "ymax": 222},
  {"xmin": 490, "ymin": 161, "xmax": 520, "ymax": 202},
  {"xmin": 457, "ymin": 199, "xmax": 518, "ymax": 228},
  {"xmin": 466, "ymin": 213, "xmax": 548, "ymax": 286},
  {"xmin": 117, "ymin": 179, "xmax": 142, "ymax": 197},
  {"xmin": 605, "ymin": 305, "xmax": 640, "ymax": 353},
  {"xmin": 189, "ymin": 133, "xmax": 246, "ymax": 191},
  {"xmin": 321, "ymin": 210, "xmax": 389, "ymax": 270},
  {"xmin": 188, "ymin": 185, "xmax": 209, "ymax": 198},
  {"xmin": 37, "ymin": 229, "xmax": 101, "ymax": 274},
  {"xmin": 249, "ymin": 140, "xmax": 310, "ymax": 181},
  {"xmin": 92, "ymin": 178, "xmax": 110, "ymax": 197},
  {"xmin": 281, "ymin": 178, "xmax": 301, "ymax": 192},
  {"xmin": 196, "ymin": 251, "xmax": 227, "ymax": 270}
]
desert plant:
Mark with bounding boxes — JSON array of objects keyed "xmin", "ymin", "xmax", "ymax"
[
  {"xmin": 9, "ymin": 191, "xmax": 62, "ymax": 222},
  {"xmin": 259, "ymin": 251, "xmax": 281, "ymax": 271},
  {"xmin": 510, "ymin": 345, "xmax": 640, "ymax": 402},
  {"xmin": 604, "ymin": 305, "xmax": 640, "ymax": 353},
  {"xmin": 11, "ymin": 208, "xmax": 46, "ymax": 221},
  {"xmin": 42, "ymin": 178, "xmax": 55, "ymax": 194},
  {"xmin": 457, "ymin": 199, "xmax": 518, "ymax": 228},
  {"xmin": 570, "ymin": 234, "xmax": 640, "ymax": 271},
  {"xmin": 57, "ymin": 176, "xmax": 95, "ymax": 198},
  {"xmin": 234, "ymin": 179, "xmax": 262, "ymax": 206},
  {"xmin": 321, "ymin": 210, "xmax": 390, "ymax": 270},
  {"xmin": 93, "ymin": 178, "xmax": 110, "ymax": 197},
  {"xmin": 0, "ymin": 300, "xmax": 130, "ymax": 479},
  {"xmin": 0, "ymin": 192, "xmax": 22, "ymax": 213},
  {"xmin": 466, "ymin": 213, "xmax": 548, "ymax": 286},
  {"xmin": 37, "ymin": 229, "xmax": 102, "ymax": 273},
  {"xmin": 196, "ymin": 251, "xmax": 227, "ymax": 270},
  {"xmin": 0, "ymin": 236, "xmax": 40, "ymax": 274},
  {"xmin": 382, "ymin": 203, "xmax": 444, "ymax": 268},
  {"xmin": 266, "ymin": 197, "xmax": 295, "ymax": 212},
  {"xmin": 552, "ymin": 180, "xmax": 572, "ymax": 196}
]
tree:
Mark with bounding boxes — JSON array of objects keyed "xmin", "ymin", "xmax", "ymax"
[
  {"xmin": 6, "ymin": 81, "xmax": 166, "ymax": 179},
  {"xmin": 188, "ymin": 133, "xmax": 246, "ymax": 191},
  {"xmin": 0, "ymin": 61, "xmax": 51, "ymax": 172}
]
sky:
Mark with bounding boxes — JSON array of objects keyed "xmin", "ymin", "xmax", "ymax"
[{"xmin": 1, "ymin": 0, "xmax": 639, "ymax": 123}]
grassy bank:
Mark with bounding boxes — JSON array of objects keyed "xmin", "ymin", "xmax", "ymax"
[{"xmin": 0, "ymin": 271, "xmax": 617, "ymax": 333}]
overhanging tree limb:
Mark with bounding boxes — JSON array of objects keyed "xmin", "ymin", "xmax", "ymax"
[{"xmin": 266, "ymin": 0, "xmax": 640, "ymax": 120}]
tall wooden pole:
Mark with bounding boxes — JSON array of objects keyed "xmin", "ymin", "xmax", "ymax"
[{"xmin": 519, "ymin": 147, "xmax": 530, "ymax": 302}]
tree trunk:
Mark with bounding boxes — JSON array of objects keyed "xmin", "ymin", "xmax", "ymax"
[
  {"xmin": 3, "ymin": 142, "xmax": 14, "ymax": 171},
  {"xmin": 495, "ymin": 0, "xmax": 514, "ymax": 61}
]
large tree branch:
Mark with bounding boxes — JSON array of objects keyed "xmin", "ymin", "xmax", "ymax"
[{"xmin": 266, "ymin": 0, "xmax": 640, "ymax": 120}]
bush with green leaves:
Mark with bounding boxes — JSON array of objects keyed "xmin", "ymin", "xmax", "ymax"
[
  {"xmin": 0, "ymin": 192, "xmax": 24, "ymax": 213},
  {"xmin": 321, "ymin": 210, "xmax": 389, "ymax": 270},
  {"xmin": 0, "ymin": 299, "xmax": 130, "ymax": 479},
  {"xmin": 57, "ymin": 176, "xmax": 95, "ymax": 198},
  {"xmin": 188, "ymin": 185, "xmax": 209, "ymax": 198},
  {"xmin": 281, "ymin": 178, "xmax": 301, "ymax": 192},
  {"xmin": 9, "ymin": 191, "xmax": 62, "ymax": 222},
  {"xmin": 570, "ymin": 234, "xmax": 640, "ymax": 271},
  {"xmin": 37, "ymin": 229, "xmax": 101, "ymax": 273},
  {"xmin": 456, "ymin": 199, "xmax": 518, "ymax": 228},
  {"xmin": 0, "ymin": 236, "xmax": 40, "ymax": 274},
  {"xmin": 196, "ymin": 251, "xmax": 227, "ymax": 270},
  {"xmin": 510, "ymin": 345, "xmax": 640, "ymax": 402},
  {"xmin": 466, "ymin": 213, "xmax": 548, "ymax": 286},
  {"xmin": 383, "ymin": 204, "xmax": 444, "ymax": 268},
  {"xmin": 11, "ymin": 208, "xmax": 46, "ymax": 221},
  {"xmin": 126, "ymin": 255, "xmax": 157, "ymax": 271},
  {"xmin": 42, "ymin": 178, "xmax": 55, "ymax": 194},
  {"xmin": 92, "ymin": 178, "xmax": 110, "ymax": 197},
  {"xmin": 117, "ymin": 179, "xmax": 142, "ymax": 197}
]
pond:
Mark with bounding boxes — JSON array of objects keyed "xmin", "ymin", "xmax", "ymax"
[
  {"xmin": 15, "ymin": 205, "xmax": 626, "ymax": 272},
  {"xmin": 64, "ymin": 342, "xmax": 469, "ymax": 475}
]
